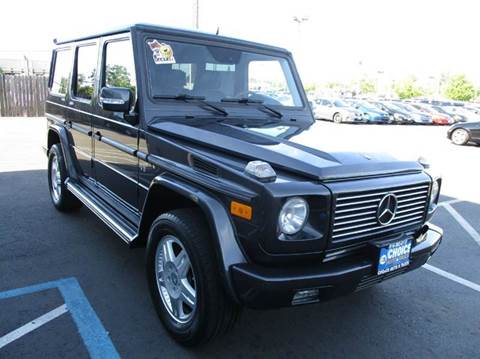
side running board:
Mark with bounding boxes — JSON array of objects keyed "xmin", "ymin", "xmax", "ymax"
[{"xmin": 66, "ymin": 179, "xmax": 138, "ymax": 244}]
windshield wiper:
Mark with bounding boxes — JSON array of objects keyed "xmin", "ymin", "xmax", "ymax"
[
  {"xmin": 153, "ymin": 93, "xmax": 228, "ymax": 117},
  {"xmin": 221, "ymin": 97, "xmax": 283, "ymax": 119}
]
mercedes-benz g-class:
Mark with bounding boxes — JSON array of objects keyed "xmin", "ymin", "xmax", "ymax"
[{"xmin": 45, "ymin": 24, "xmax": 443, "ymax": 346}]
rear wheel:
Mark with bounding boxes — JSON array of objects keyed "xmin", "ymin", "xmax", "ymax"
[
  {"xmin": 146, "ymin": 209, "xmax": 240, "ymax": 346},
  {"xmin": 48, "ymin": 144, "xmax": 82, "ymax": 211},
  {"xmin": 333, "ymin": 113, "xmax": 343, "ymax": 124},
  {"xmin": 451, "ymin": 128, "xmax": 469, "ymax": 145}
]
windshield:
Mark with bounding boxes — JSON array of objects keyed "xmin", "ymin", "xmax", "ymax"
[
  {"xmin": 145, "ymin": 39, "xmax": 303, "ymax": 107},
  {"xmin": 383, "ymin": 102, "xmax": 405, "ymax": 112},
  {"xmin": 358, "ymin": 101, "xmax": 379, "ymax": 110},
  {"xmin": 397, "ymin": 103, "xmax": 419, "ymax": 112},
  {"xmin": 333, "ymin": 99, "xmax": 349, "ymax": 107}
]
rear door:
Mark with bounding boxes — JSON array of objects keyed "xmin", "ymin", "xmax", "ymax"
[
  {"xmin": 68, "ymin": 42, "xmax": 99, "ymax": 179},
  {"xmin": 91, "ymin": 34, "xmax": 140, "ymax": 210}
]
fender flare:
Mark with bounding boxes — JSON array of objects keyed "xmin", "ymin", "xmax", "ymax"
[
  {"xmin": 141, "ymin": 174, "xmax": 247, "ymax": 302},
  {"xmin": 47, "ymin": 123, "xmax": 80, "ymax": 180}
]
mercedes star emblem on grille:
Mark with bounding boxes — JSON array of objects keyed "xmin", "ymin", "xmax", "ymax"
[{"xmin": 376, "ymin": 193, "xmax": 398, "ymax": 225}]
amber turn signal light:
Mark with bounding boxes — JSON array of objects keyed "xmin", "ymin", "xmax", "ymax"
[{"xmin": 230, "ymin": 201, "xmax": 252, "ymax": 220}]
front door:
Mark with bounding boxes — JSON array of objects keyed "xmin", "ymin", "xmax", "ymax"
[{"xmin": 92, "ymin": 35, "xmax": 139, "ymax": 211}]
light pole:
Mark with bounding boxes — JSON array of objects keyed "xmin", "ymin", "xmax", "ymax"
[
  {"xmin": 292, "ymin": 16, "xmax": 309, "ymax": 80},
  {"xmin": 193, "ymin": 0, "xmax": 200, "ymax": 30},
  {"xmin": 293, "ymin": 16, "xmax": 309, "ymax": 43}
]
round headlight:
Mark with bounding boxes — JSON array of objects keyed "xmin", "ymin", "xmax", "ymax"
[
  {"xmin": 429, "ymin": 180, "xmax": 440, "ymax": 206},
  {"xmin": 278, "ymin": 197, "xmax": 309, "ymax": 235}
]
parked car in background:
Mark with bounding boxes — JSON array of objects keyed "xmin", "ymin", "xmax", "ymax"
[
  {"xmin": 389, "ymin": 102, "xmax": 432, "ymax": 125},
  {"xmin": 447, "ymin": 121, "xmax": 480, "ymax": 145},
  {"xmin": 464, "ymin": 105, "xmax": 480, "ymax": 115},
  {"xmin": 371, "ymin": 101, "xmax": 414, "ymax": 124},
  {"xmin": 313, "ymin": 98, "xmax": 364, "ymax": 123},
  {"xmin": 442, "ymin": 106, "xmax": 480, "ymax": 122},
  {"xmin": 430, "ymin": 105, "xmax": 467, "ymax": 123},
  {"xmin": 410, "ymin": 103, "xmax": 453, "ymax": 125},
  {"xmin": 347, "ymin": 100, "xmax": 390, "ymax": 124}
]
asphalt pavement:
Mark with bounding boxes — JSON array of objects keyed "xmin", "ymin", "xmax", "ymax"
[{"xmin": 1, "ymin": 118, "xmax": 479, "ymax": 358}]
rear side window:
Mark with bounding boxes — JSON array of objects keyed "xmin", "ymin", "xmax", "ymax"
[
  {"xmin": 50, "ymin": 49, "xmax": 71, "ymax": 96},
  {"xmin": 104, "ymin": 39, "xmax": 136, "ymax": 94},
  {"xmin": 74, "ymin": 44, "xmax": 98, "ymax": 100}
]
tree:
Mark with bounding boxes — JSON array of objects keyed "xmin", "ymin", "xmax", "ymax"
[
  {"xmin": 106, "ymin": 65, "xmax": 133, "ymax": 90},
  {"xmin": 359, "ymin": 78, "xmax": 376, "ymax": 94},
  {"xmin": 444, "ymin": 74, "xmax": 476, "ymax": 101},
  {"xmin": 303, "ymin": 83, "xmax": 317, "ymax": 93},
  {"xmin": 394, "ymin": 76, "xmax": 424, "ymax": 99},
  {"xmin": 0, "ymin": 67, "xmax": 3, "ymax": 74}
]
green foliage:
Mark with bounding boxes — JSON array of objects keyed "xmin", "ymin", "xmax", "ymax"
[
  {"xmin": 444, "ymin": 74, "xmax": 476, "ymax": 101},
  {"xmin": 359, "ymin": 78, "xmax": 376, "ymax": 94},
  {"xmin": 106, "ymin": 65, "xmax": 133, "ymax": 90},
  {"xmin": 59, "ymin": 77, "xmax": 68, "ymax": 95},
  {"xmin": 394, "ymin": 76, "xmax": 424, "ymax": 99},
  {"xmin": 0, "ymin": 67, "xmax": 3, "ymax": 74},
  {"xmin": 303, "ymin": 83, "xmax": 317, "ymax": 93},
  {"xmin": 325, "ymin": 81, "xmax": 343, "ymax": 90}
]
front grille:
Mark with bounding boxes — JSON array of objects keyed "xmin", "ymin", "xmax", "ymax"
[{"xmin": 332, "ymin": 183, "xmax": 429, "ymax": 245}]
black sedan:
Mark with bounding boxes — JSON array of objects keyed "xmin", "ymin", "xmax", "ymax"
[{"xmin": 447, "ymin": 121, "xmax": 480, "ymax": 145}]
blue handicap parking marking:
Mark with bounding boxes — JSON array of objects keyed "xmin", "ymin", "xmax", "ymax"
[{"xmin": 0, "ymin": 277, "xmax": 120, "ymax": 359}]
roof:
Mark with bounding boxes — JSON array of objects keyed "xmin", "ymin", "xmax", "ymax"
[{"xmin": 53, "ymin": 23, "xmax": 290, "ymax": 54}]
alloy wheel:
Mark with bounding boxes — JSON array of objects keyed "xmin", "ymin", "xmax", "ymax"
[
  {"xmin": 452, "ymin": 129, "xmax": 469, "ymax": 145},
  {"xmin": 155, "ymin": 235, "xmax": 197, "ymax": 324},
  {"xmin": 50, "ymin": 154, "xmax": 62, "ymax": 202}
]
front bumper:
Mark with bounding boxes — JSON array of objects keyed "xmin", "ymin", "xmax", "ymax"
[{"xmin": 231, "ymin": 224, "xmax": 442, "ymax": 309}]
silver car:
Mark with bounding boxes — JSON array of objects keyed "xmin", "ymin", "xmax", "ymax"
[{"xmin": 313, "ymin": 98, "xmax": 365, "ymax": 123}]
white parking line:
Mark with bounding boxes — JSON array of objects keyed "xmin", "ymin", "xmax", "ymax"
[
  {"xmin": 0, "ymin": 304, "xmax": 68, "ymax": 349},
  {"xmin": 442, "ymin": 203, "xmax": 480, "ymax": 247},
  {"xmin": 437, "ymin": 199, "xmax": 463, "ymax": 207},
  {"xmin": 423, "ymin": 264, "xmax": 480, "ymax": 293}
]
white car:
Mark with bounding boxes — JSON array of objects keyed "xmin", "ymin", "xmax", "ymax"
[{"xmin": 313, "ymin": 98, "xmax": 365, "ymax": 123}]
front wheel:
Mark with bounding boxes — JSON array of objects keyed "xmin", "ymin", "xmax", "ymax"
[
  {"xmin": 333, "ymin": 113, "xmax": 343, "ymax": 123},
  {"xmin": 146, "ymin": 209, "xmax": 240, "ymax": 346},
  {"xmin": 451, "ymin": 128, "xmax": 469, "ymax": 145}
]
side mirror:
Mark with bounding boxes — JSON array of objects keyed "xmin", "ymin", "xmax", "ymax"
[{"xmin": 100, "ymin": 87, "xmax": 131, "ymax": 113}]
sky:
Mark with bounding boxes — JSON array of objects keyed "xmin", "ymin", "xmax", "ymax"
[{"xmin": 1, "ymin": 0, "xmax": 479, "ymax": 85}]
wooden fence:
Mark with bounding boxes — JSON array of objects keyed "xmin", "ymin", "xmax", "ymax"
[{"xmin": 0, "ymin": 75, "xmax": 48, "ymax": 117}]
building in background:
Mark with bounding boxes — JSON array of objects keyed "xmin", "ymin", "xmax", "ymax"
[{"xmin": 0, "ymin": 52, "xmax": 49, "ymax": 75}]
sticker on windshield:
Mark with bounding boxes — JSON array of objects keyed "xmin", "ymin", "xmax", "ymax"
[{"xmin": 147, "ymin": 40, "xmax": 176, "ymax": 64}]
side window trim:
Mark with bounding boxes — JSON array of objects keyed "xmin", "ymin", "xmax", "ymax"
[
  {"xmin": 71, "ymin": 42, "xmax": 99, "ymax": 103},
  {"xmin": 100, "ymin": 36, "xmax": 137, "ymax": 111},
  {"xmin": 49, "ymin": 47, "xmax": 72, "ymax": 98}
]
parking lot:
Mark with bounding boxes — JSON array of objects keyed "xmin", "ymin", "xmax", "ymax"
[{"xmin": 1, "ymin": 117, "xmax": 479, "ymax": 358}]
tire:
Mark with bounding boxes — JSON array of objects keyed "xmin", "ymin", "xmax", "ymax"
[
  {"xmin": 146, "ymin": 209, "xmax": 240, "ymax": 346},
  {"xmin": 451, "ymin": 128, "xmax": 470, "ymax": 145},
  {"xmin": 48, "ymin": 144, "xmax": 82, "ymax": 211},
  {"xmin": 333, "ymin": 113, "xmax": 343, "ymax": 124}
]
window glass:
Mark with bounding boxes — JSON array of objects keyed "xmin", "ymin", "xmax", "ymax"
[
  {"xmin": 74, "ymin": 45, "xmax": 97, "ymax": 100},
  {"xmin": 105, "ymin": 40, "xmax": 136, "ymax": 94},
  {"xmin": 145, "ymin": 39, "xmax": 303, "ymax": 106},
  {"xmin": 51, "ymin": 49, "xmax": 71, "ymax": 96},
  {"xmin": 248, "ymin": 60, "xmax": 299, "ymax": 106}
]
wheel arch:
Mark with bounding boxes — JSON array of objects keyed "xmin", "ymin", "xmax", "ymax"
[
  {"xmin": 46, "ymin": 124, "xmax": 80, "ymax": 180},
  {"xmin": 137, "ymin": 174, "xmax": 247, "ymax": 302},
  {"xmin": 47, "ymin": 128, "xmax": 60, "ymax": 151}
]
